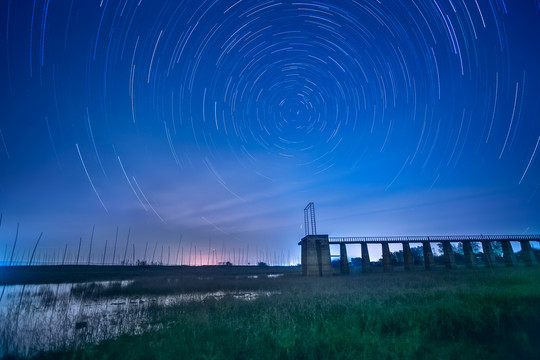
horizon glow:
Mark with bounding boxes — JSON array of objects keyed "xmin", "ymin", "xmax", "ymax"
[{"xmin": 0, "ymin": 0, "xmax": 539, "ymax": 265}]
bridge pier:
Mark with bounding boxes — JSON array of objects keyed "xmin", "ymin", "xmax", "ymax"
[
  {"xmin": 520, "ymin": 241, "xmax": 537, "ymax": 266},
  {"xmin": 361, "ymin": 243, "xmax": 370, "ymax": 272},
  {"xmin": 462, "ymin": 242, "xmax": 476, "ymax": 268},
  {"xmin": 442, "ymin": 242, "xmax": 456, "ymax": 269},
  {"xmin": 422, "ymin": 242, "xmax": 435, "ymax": 270},
  {"xmin": 300, "ymin": 235, "xmax": 332, "ymax": 276},
  {"xmin": 340, "ymin": 243, "xmax": 349, "ymax": 274},
  {"xmin": 382, "ymin": 243, "xmax": 392, "ymax": 271},
  {"xmin": 482, "ymin": 241, "xmax": 496, "ymax": 268},
  {"xmin": 501, "ymin": 241, "xmax": 517, "ymax": 267},
  {"xmin": 300, "ymin": 234, "xmax": 539, "ymax": 275},
  {"xmin": 402, "ymin": 242, "xmax": 414, "ymax": 271}
]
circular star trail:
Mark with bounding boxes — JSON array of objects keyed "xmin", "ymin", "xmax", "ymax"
[{"xmin": 0, "ymin": 0, "xmax": 539, "ymax": 262}]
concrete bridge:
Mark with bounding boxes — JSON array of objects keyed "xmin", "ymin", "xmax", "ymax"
[{"xmin": 299, "ymin": 234, "xmax": 540, "ymax": 276}]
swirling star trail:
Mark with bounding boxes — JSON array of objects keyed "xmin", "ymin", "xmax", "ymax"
[{"xmin": 0, "ymin": 0, "xmax": 539, "ymax": 265}]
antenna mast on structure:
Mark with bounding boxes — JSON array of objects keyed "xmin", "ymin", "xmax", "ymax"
[{"xmin": 304, "ymin": 202, "xmax": 317, "ymax": 235}]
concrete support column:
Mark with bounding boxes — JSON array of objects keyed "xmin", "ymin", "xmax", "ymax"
[
  {"xmin": 520, "ymin": 241, "xmax": 537, "ymax": 266},
  {"xmin": 382, "ymin": 243, "xmax": 392, "ymax": 271},
  {"xmin": 300, "ymin": 235, "xmax": 332, "ymax": 276},
  {"xmin": 402, "ymin": 242, "xmax": 414, "ymax": 271},
  {"xmin": 442, "ymin": 242, "xmax": 456, "ymax": 269},
  {"xmin": 422, "ymin": 242, "xmax": 435, "ymax": 270},
  {"xmin": 501, "ymin": 241, "xmax": 517, "ymax": 267},
  {"xmin": 482, "ymin": 241, "xmax": 496, "ymax": 268},
  {"xmin": 361, "ymin": 243, "xmax": 370, "ymax": 273},
  {"xmin": 301, "ymin": 237, "xmax": 307, "ymax": 275},
  {"xmin": 462, "ymin": 242, "xmax": 476, "ymax": 268},
  {"xmin": 340, "ymin": 243, "xmax": 350, "ymax": 274}
]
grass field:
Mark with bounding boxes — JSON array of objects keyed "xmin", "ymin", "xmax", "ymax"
[
  {"xmin": 17, "ymin": 266, "xmax": 540, "ymax": 360},
  {"xmin": 0, "ymin": 264, "xmax": 300, "ymax": 286}
]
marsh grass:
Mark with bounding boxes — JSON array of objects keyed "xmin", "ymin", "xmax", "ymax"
[{"xmin": 24, "ymin": 267, "xmax": 540, "ymax": 360}]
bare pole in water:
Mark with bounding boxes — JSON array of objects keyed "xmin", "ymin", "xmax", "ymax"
[
  {"xmin": 123, "ymin": 228, "xmax": 130, "ymax": 265},
  {"xmin": 143, "ymin": 241, "xmax": 148, "ymax": 263},
  {"xmin": 207, "ymin": 238, "xmax": 211, "ymax": 265},
  {"xmin": 8, "ymin": 223, "xmax": 19, "ymax": 266},
  {"xmin": 160, "ymin": 245, "xmax": 163, "ymax": 265},
  {"xmin": 102, "ymin": 239, "xmax": 108, "ymax": 265},
  {"xmin": 151, "ymin": 243, "xmax": 158, "ymax": 264},
  {"xmin": 88, "ymin": 224, "xmax": 95, "ymax": 265},
  {"xmin": 61, "ymin": 244, "xmax": 67, "ymax": 265},
  {"xmin": 112, "ymin": 227, "xmax": 118, "ymax": 265},
  {"xmin": 132, "ymin": 244, "xmax": 135, "ymax": 265},
  {"xmin": 75, "ymin": 237, "xmax": 82, "ymax": 265},
  {"xmin": 221, "ymin": 241, "xmax": 225, "ymax": 263},
  {"xmin": 175, "ymin": 235, "xmax": 182, "ymax": 265},
  {"xmin": 28, "ymin": 232, "xmax": 43, "ymax": 266}
]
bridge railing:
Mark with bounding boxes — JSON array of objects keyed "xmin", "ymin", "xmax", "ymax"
[{"xmin": 328, "ymin": 235, "xmax": 540, "ymax": 243}]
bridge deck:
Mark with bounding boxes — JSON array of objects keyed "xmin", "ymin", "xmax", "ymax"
[{"xmin": 328, "ymin": 235, "xmax": 540, "ymax": 244}]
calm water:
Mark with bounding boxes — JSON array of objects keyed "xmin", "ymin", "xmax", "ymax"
[{"xmin": 0, "ymin": 281, "xmax": 277, "ymax": 357}]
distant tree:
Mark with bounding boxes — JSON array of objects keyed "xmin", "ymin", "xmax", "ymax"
[
  {"xmin": 331, "ymin": 259, "xmax": 341, "ymax": 268},
  {"xmin": 410, "ymin": 246, "xmax": 424, "ymax": 264},
  {"xmin": 350, "ymin": 257, "xmax": 362, "ymax": 267},
  {"xmin": 433, "ymin": 242, "xmax": 484, "ymax": 265},
  {"xmin": 533, "ymin": 248, "xmax": 540, "ymax": 262},
  {"xmin": 136, "ymin": 260, "xmax": 147, "ymax": 266},
  {"xmin": 436, "ymin": 243, "xmax": 464, "ymax": 257},
  {"xmin": 257, "ymin": 262, "xmax": 268, "ymax": 267},
  {"xmin": 471, "ymin": 242, "xmax": 481, "ymax": 253},
  {"xmin": 454, "ymin": 242, "xmax": 481, "ymax": 255},
  {"xmin": 390, "ymin": 250, "xmax": 404, "ymax": 265},
  {"xmin": 491, "ymin": 242, "xmax": 503, "ymax": 257}
]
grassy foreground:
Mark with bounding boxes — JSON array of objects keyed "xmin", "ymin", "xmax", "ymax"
[{"xmin": 34, "ymin": 267, "xmax": 540, "ymax": 360}]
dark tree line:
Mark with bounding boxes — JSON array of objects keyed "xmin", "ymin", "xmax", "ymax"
[{"xmin": 334, "ymin": 242, "xmax": 538, "ymax": 267}]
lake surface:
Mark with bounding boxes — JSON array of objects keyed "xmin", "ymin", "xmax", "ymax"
[{"xmin": 0, "ymin": 281, "xmax": 277, "ymax": 358}]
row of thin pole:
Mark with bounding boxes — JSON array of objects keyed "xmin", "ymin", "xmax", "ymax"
[{"xmin": 0, "ymin": 217, "xmax": 296, "ymax": 266}]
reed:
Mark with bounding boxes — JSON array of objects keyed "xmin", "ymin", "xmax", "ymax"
[{"xmin": 20, "ymin": 267, "xmax": 540, "ymax": 360}]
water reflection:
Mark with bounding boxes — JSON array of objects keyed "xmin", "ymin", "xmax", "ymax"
[{"xmin": 0, "ymin": 281, "xmax": 276, "ymax": 358}]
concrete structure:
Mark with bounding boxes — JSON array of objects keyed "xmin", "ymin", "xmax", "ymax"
[
  {"xmin": 501, "ymin": 240, "xmax": 517, "ymax": 267},
  {"xmin": 520, "ymin": 240, "xmax": 537, "ymax": 266},
  {"xmin": 482, "ymin": 241, "xmax": 496, "ymax": 267},
  {"xmin": 402, "ymin": 242, "xmax": 414, "ymax": 271},
  {"xmin": 381, "ymin": 243, "xmax": 392, "ymax": 271},
  {"xmin": 422, "ymin": 242, "xmax": 435, "ymax": 270},
  {"xmin": 361, "ymin": 243, "xmax": 370, "ymax": 273},
  {"xmin": 339, "ymin": 243, "xmax": 349, "ymax": 274},
  {"xmin": 442, "ymin": 242, "xmax": 456, "ymax": 269},
  {"xmin": 300, "ymin": 234, "xmax": 540, "ymax": 276},
  {"xmin": 300, "ymin": 235, "xmax": 332, "ymax": 276},
  {"xmin": 462, "ymin": 242, "xmax": 476, "ymax": 268}
]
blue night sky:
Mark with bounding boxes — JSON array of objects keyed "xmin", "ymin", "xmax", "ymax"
[{"xmin": 0, "ymin": 0, "xmax": 539, "ymax": 265}]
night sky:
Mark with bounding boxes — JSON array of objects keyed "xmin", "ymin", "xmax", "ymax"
[{"xmin": 1, "ymin": 0, "xmax": 539, "ymax": 265}]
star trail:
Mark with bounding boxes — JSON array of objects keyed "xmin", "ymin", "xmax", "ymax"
[{"xmin": 0, "ymin": 0, "xmax": 539, "ymax": 265}]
